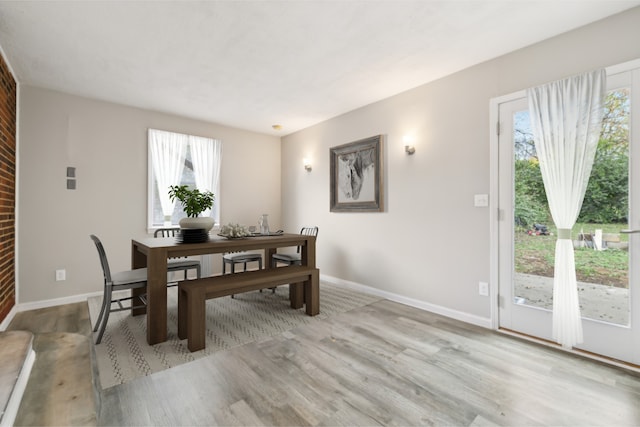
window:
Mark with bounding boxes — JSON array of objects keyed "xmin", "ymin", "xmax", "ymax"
[{"xmin": 147, "ymin": 128, "xmax": 222, "ymax": 230}]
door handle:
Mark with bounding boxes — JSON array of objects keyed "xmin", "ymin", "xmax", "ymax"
[{"xmin": 620, "ymin": 229, "xmax": 640, "ymax": 234}]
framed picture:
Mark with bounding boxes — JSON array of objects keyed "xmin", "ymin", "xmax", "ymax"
[{"xmin": 330, "ymin": 135, "xmax": 384, "ymax": 212}]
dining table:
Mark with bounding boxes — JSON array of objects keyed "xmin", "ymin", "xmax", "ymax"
[{"xmin": 131, "ymin": 232, "xmax": 317, "ymax": 345}]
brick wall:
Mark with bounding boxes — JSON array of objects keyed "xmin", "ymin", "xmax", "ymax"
[{"xmin": 0, "ymin": 53, "xmax": 16, "ymax": 322}]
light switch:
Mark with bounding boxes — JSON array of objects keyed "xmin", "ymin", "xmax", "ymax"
[
  {"xmin": 474, "ymin": 194, "xmax": 489, "ymax": 207},
  {"xmin": 478, "ymin": 281, "xmax": 489, "ymax": 296}
]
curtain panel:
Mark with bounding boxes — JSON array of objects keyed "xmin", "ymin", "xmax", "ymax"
[
  {"xmin": 149, "ymin": 129, "xmax": 188, "ymax": 224},
  {"xmin": 190, "ymin": 135, "xmax": 222, "ymax": 222},
  {"xmin": 189, "ymin": 135, "xmax": 222, "ymax": 277},
  {"xmin": 526, "ymin": 69, "xmax": 606, "ymax": 349}
]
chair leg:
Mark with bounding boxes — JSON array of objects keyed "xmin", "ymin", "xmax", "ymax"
[
  {"xmin": 93, "ymin": 290, "xmax": 108, "ymax": 333},
  {"xmin": 95, "ymin": 287, "xmax": 113, "ymax": 345},
  {"xmin": 95, "ymin": 307, "xmax": 110, "ymax": 345}
]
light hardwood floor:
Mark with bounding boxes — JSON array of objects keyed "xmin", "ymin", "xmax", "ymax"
[{"xmin": 99, "ymin": 299, "xmax": 640, "ymax": 426}]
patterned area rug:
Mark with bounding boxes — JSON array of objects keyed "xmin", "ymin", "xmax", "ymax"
[{"xmin": 87, "ymin": 282, "xmax": 381, "ymax": 389}]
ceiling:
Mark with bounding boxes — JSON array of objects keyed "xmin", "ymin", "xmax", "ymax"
[{"xmin": 1, "ymin": 1, "xmax": 639, "ymax": 136}]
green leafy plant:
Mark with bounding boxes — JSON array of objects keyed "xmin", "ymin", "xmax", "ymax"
[
  {"xmin": 168, "ymin": 185, "xmax": 215, "ymax": 218},
  {"xmin": 513, "ymin": 90, "xmax": 630, "ymax": 225},
  {"xmin": 514, "ymin": 158, "xmax": 549, "ymax": 229}
]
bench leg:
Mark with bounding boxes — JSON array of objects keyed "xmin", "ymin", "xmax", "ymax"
[
  {"xmin": 187, "ymin": 289, "xmax": 206, "ymax": 352},
  {"xmin": 289, "ymin": 282, "xmax": 304, "ymax": 309},
  {"xmin": 305, "ymin": 269, "xmax": 320, "ymax": 316}
]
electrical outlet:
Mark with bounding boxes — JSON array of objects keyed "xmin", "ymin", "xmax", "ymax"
[
  {"xmin": 55, "ymin": 269, "xmax": 66, "ymax": 282},
  {"xmin": 478, "ymin": 281, "xmax": 489, "ymax": 296}
]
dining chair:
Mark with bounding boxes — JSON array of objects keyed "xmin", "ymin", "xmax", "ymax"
[
  {"xmin": 223, "ymin": 251, "xmax": 263, "ymax": 299},
  {"xmin": 222, "ymin": 251, "xmax": 263, "ymax": 274},
  {"xmin": 90, "ymin": 235, "xmax": 148, "ymax": 345},
  {"xmin": 271, "ymin": 226, "xmax": 319, "ymax": 267},
  {"xmin": 154, "ymin": 227, "xmax": 202, "ymax": 282},
  {"xmin": 269, "ymin": 226, "xmax": 319, "ymax": 293}
]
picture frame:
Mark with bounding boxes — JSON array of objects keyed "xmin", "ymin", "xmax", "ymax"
[{"xmin": 330, "ymin": 134, "xmax": 384, "ymax": 212}]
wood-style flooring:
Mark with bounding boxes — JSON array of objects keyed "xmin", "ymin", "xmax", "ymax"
[
  {"xmin": 99, "ymin": 299, "xmax": 640, "ymax": 426},
  {"xmin": 8, "ymin": 303, "xmax": 99, "ymax": 426}
]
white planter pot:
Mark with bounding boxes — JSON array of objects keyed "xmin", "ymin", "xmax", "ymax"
[{"xmin": 179, "ymin": 217, "xmax": 215, "ymax": 232}]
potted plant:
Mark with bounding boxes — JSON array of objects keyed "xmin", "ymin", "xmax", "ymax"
[{"xmin": 168, "ymin": 184, "xmax": 215, "ymax": 231}]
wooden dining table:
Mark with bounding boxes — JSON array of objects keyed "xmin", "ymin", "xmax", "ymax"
[{"xmin": 131, "ymin": 233, "xmax": 317, "ymax": 345}]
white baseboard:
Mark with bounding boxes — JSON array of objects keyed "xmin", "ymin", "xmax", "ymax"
[
  {"xmin": 0, "ymin": 306, "xmax": 18, "ymax": 331},
  {"xmin": 15, "ymin": 291, "xmax": 103, "ymax": 314},
  {"xmin": 4, "ymin": 277, "xmax": 493, "ymax": 332},
  {"xmin": 321, "ymin": 274, "xmax": 492, "ymax": 329},
  {"xmin": 1, "ymin": 292, "xmax": 102, "ymax": 331}
]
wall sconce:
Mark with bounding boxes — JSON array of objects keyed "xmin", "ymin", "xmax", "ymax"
[
  {"xmin": 303, "ymin": 158, "xmax": 312, "ymax": 172},
  {"xmin": 403, "ymin": 135, "xmax": 416, "ymax": 155}
]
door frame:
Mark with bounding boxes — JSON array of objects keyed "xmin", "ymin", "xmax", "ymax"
[{"xmin": 489, "ymin": 90, "xmax": 524, "ymax": 330}]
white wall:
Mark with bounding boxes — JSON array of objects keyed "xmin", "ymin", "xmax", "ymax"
[
  {"xmin": 18, "ymin": 86, "xmax": 281, "ymax": 303},
  {"xmin": 281, "ymin": 7, "xmax": 640, "ymax": 322}
]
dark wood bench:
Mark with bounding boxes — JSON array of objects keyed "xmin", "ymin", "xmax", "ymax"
[{"xmin": 178, "ymin": 266, "xmax": 319, "ymax": 352}]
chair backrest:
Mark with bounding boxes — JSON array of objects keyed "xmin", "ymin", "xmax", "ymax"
[
  {"xmin": 90, "ymin": 234, "xmax": 112, "ymax": 284},
  {"xmin": 298, "ymin": 226, "xmax": 319, "ymax": 253},
  {"xmin": 154, "ymin": 227, "xmax": 180, "ymax": 238}
]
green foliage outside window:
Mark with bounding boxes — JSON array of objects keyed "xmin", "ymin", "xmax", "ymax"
[{"xmin": 514, "ymin": 89, "xmax": 630, "ymax": 228}]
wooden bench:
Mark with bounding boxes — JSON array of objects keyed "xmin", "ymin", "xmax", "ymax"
[{"xmin": 178, "ymin": 266, "xmax": 319, "ymax": 352}]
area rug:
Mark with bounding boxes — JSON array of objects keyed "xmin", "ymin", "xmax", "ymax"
[{"xmin": 87, "ymin": 282, "xmax": 381, "ymax": 389}]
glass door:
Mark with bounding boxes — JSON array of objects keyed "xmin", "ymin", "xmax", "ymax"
[{"xmin": 497, "ymin": 69, "xmax": 640, "ymax": 364}]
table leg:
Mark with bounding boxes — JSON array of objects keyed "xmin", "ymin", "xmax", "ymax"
[
  {"xmin": 146, "ymin": 248, "xmax": 168, "ymax": 345},
  {"xmin": 265, "ymin": 248, "xmax": 276, "ymax": 270},
  {"xmin": 301, "ymin": 236, "xmax": 316, "ymax": 268},
  {"xmin": 131, "ymin": 242, "xmax": 148, "ymax": 316}
]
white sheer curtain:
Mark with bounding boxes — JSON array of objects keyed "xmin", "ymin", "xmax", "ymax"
[
  {"xmin": 189, "ymin": 135, "xmax": 222, "ymax": 277},
  {"xmin": 527, "ymin": 69, "xmax": 606, "ymax": 349},
  {"xmin": 149, "ymin": 129, "xmax": 188, "ymax": 225},
  {"xmin": 189, "ymin": 135, "xmax": 222, "ymax": 221}
]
